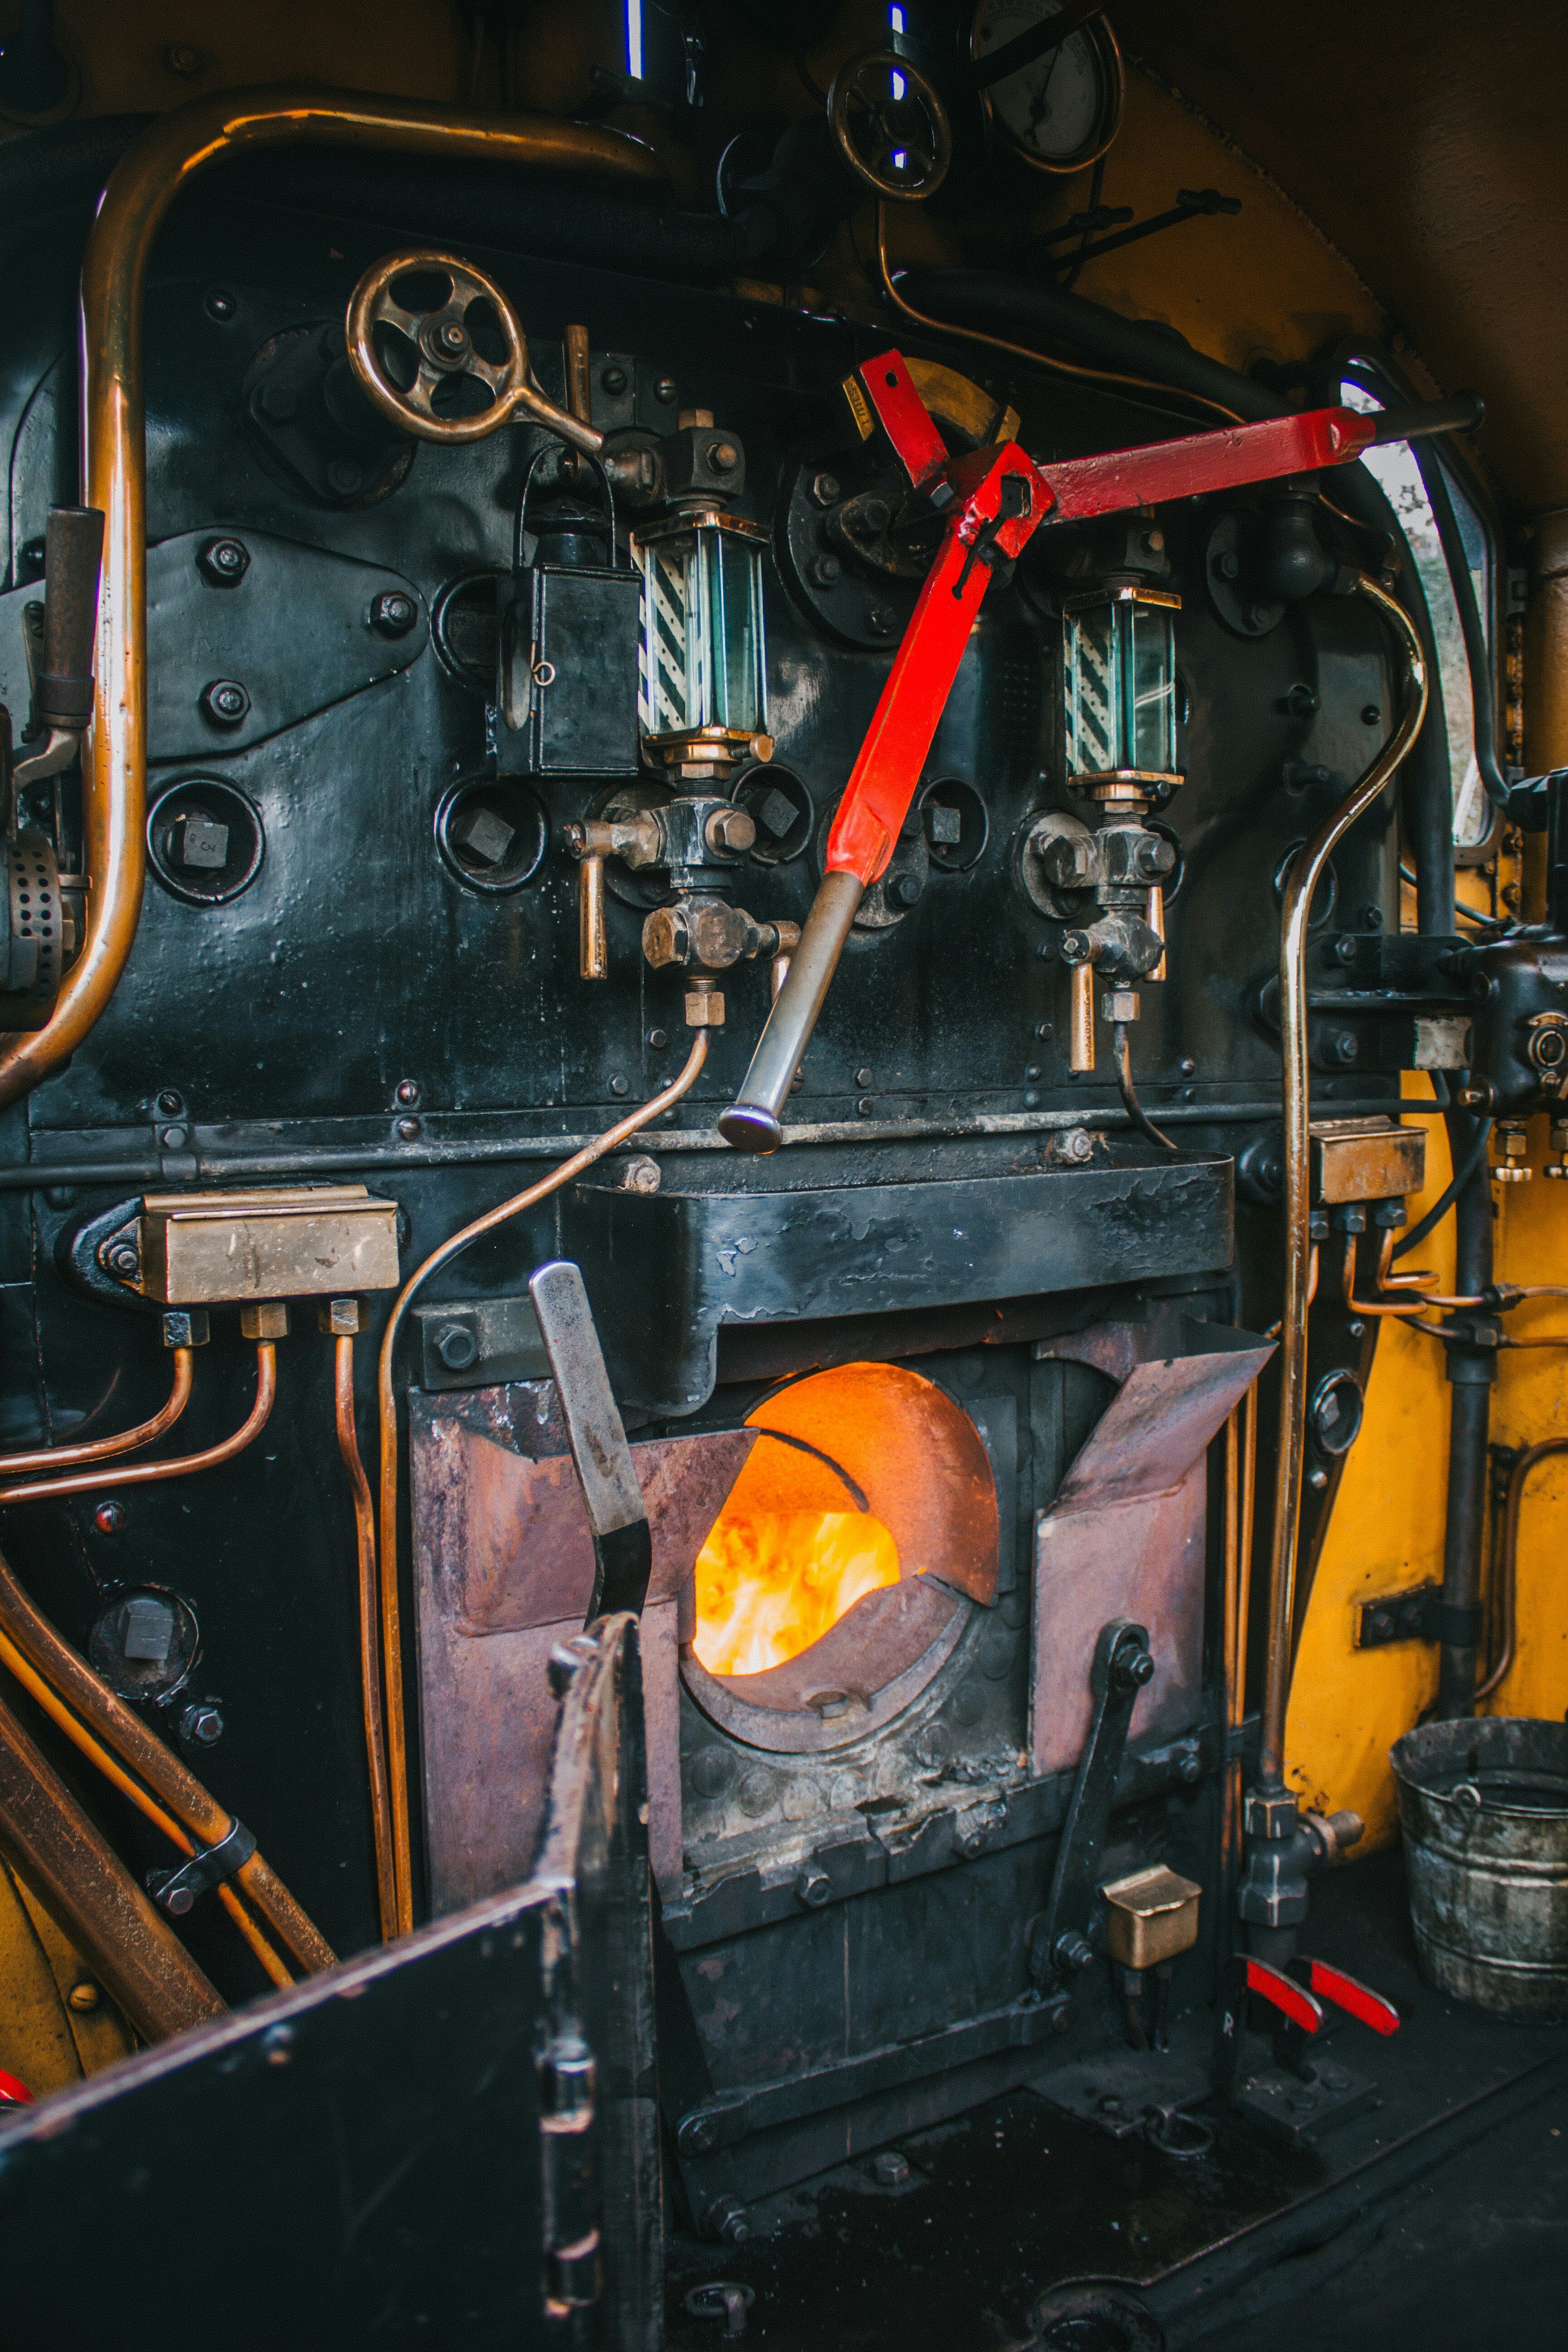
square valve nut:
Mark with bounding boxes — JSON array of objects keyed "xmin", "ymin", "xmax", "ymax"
[
  {"xmin": 1244, "ymin": 1789, "xmax": 1299, "ymax": 1842},
  {"xmin": 1101, "ymin": 989, "xmax": 1141, "ymax": 1024},
  {"xmin": 684, "ymin": 983, "xmax": 725, "ymax": 1028},
  {"xmin": 161, "ymin": 1308, "xmax": 210, "ymax": 1348},
  {"xmin": 240, "ymin": 1302, "xmax": 290, "ymax": 1340},
  {"xmin": 318, "ymin": 1297, "xmax": 364, "ymax": 1335}
]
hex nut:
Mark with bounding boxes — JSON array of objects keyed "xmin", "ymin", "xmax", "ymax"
[
  {"xmin": 179, "ymin": 1700, "xmax": 225, "ymax": 1747},
  {"xmin": 240, "ymin": 1302, "xmax": 289, "ymax": 1340},
  {"xmin": 318, "ymin": 1297, "xmax": 363, "ymax": 1336},
  {"xmin": 435, "ymin": 1323, "xmax": 479, "ymax": 1371},
  {"xmin": 200, "ymin": 678, "xmax": 250, "ymax": 727},
  {"xmin": 620, "ymin": 1156, "xmax": 662, "ymax": 1194},
  {"xmin": 872, "ymin": 2151, "xmax": 910, "ymax": 2187},
  {"xmin": 811, "ymin": 471, "xmax": 841, "ymax": 507},
  {"xmin": 795, "ymin": 1867, "xmax": 832, "ymax": 1908},
  {"xmin": 161, "ymin": 1309, "xmax": 211, "ymax": 1348},
  {"xmin": 198, "ymin": 536, "xmax": 250, "ymax": 587},
  {"xmin": 372, "ymin": 591, "xmax": 419, "ymax": 637}
]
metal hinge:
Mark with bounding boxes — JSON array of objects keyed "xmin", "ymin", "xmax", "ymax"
[{"xmin": 539, "ymin": 2028, "xmax": 602, "ymax": 2316}]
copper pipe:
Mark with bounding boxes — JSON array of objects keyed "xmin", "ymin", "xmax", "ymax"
[
  {"xmin": 0, "ymin": 1538, "xmax": 333, "ymax": 1975},
  {"xmin": 0, "ymin": 1343, "xmax": 274, "ymax": 1508},
  {"xmin": 1346, "ymin": 1229, "xmax": 1486, "ymax": 1316},
  {"xmin": 1475, "ymin": 1438, "xmax": 1568, "ymax": 1700},
  {"xmin": 0, "ymin": 91, "xmax": 662, "ymax": 1113},
  {"xmin": 376, "ymin": 1029, "xmax": 710, "ymax": 1933},
  {"xmin": 335, "ymin": 1336, "xmax": 396, "ymax": 1943},
  {"xmin": 1145, "ymin": 885, "xmax": 1167, "ymax": 984},
  {"xmin": 0, "ymin": 1348, "xmax": 192, "ymax": 1478},
  {"xmin": 0, "ymin": 1682, "xmax": 224, "ymax": 2041},
  {"xmin": 565, "ymin": 323, "xmax": 593, "ymax": 426},
  {"xmin": 1260, "ymin": 576, "xmax": 1427, "ymax": 1791},
  {"xmin": 0, "ymin": 1621, "xmax": 291, "ymax": 1987},
  {"xmin": 876, "ymin": 202, "xmax": 1244, "ymax": 423},
  {"xmin": 1219, "ymin": 1409, "xmax": 1242, "ymax": 1883},
  {"xmin": 1068, "ymin": 961, "xmax": 1095, "ymax": 1073}
]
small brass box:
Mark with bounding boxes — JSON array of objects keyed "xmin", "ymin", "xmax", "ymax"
[
  {"xmin": 1310, "ymin": 1115, "xmax": 1425, "ymax": 1206},
  {"xmin": 134, "ymin": 1186, "xmax": 400, "ymax": 1307},
  {"xmin": 1100, "ymin": 1864, "xmax": 1202, "ymax": 1972}
]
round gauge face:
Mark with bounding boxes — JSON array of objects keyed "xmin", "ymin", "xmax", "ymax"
[{"xmin": 971, "ymin": 0, "xmax": 1123, "ymax": 173}]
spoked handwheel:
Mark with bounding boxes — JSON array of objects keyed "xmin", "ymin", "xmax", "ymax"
[
  {"xmin": 345, "ymin": 248, "xmax": 602, "ymax": 451},
  {"xmin": 828, "ymin": 49, "xmax": 953, "ymax": 201}
]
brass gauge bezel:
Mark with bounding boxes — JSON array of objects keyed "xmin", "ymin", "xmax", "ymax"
[{"xmin": 970, "ymin": 0, "xmax": 1125, "ymax": 177}]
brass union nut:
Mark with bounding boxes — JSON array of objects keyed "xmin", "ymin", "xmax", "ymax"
[
  {"xmin": 240, "ymin": 1302, "xmax": 290, "ymax": 1339},
  {"xmin": 318, "ymin": 1297, "xmax": 364, "ymax": 1335}
]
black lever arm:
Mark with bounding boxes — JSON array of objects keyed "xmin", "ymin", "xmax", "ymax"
[
  {"xmin": 1034, "ymin": 1618, "xmax": 1156, "ymax": 1991},
  {"xmin": 14, "ymin": 506, "xmax": 105, "ymax": 797},
  {"xmin": 529, "ymin": 1259, "xmax": 653, "ymax": 1622}
]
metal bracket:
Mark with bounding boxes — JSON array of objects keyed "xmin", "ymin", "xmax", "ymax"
[
  {"xmin": 1355, "ymin": 1583, "xmax": 1441, "ymax": 1648},
  {"xmin": 147, "ymin": 1817, "xmax": 256, "ymax": 1917},
  {"xmin": 1033, "ymin": 1617, "xmax": 1155, "ymax": 1992}
]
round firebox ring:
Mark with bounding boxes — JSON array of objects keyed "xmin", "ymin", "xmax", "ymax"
[{"xmin": 680, "ymin": 1361, "xmax": 1000, "ymax": 1755}]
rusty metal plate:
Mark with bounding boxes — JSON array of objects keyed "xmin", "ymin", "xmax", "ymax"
[
  {"xmin": 1031, "ymin": 1469, "xmax": 1207, "ymax": 1775},
  {"xmin": 409, "ymin": 1387, "xmax": 755, "ymax": 1911},
  {"xmin": 1052, "ymin": 1346, "xmax": 1273, "ymax": 1516}
]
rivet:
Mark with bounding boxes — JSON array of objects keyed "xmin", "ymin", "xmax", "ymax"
[
  {"xmin": 395, "ymin": 1116, "xmax": 422, "ymax": 1141},
  {"xmin": 93, "ymin": 1501, "xmax": 127, "ymax": 1536},
  {"xmin": 67, "ymin": 1981, "xmax": 99, "ymax": 2013}
]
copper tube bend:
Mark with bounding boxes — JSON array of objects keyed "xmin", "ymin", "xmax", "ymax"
[
  {"xmin": 0, "ymin": 88, "xmax": 662, "ymax": 1111},
  {"xmin": 0, "ymin": 1346, "xmax": 192, "ymax": 1476}
]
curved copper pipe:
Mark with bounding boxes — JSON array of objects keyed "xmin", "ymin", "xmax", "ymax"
[
  {"xmin": 375, "ymin": 1029, "xmax": 710, "ymax": 1933},
  {"xmin": 1340, "ymin": 1233, "xmax": 1481, "ymax": 1318},
  {"xmin": 1475, "ymin": 1438, "xmax": 1568, "ymax": 1700},
  {"xmin": 1260, "ymin": 575, "xmax": 1427, "ymax": 1791},
  {"xmin": 335, "ymin": 1335, "xmax": 397, "ymax": 1944},
  {"xmin": 0, "ymin": 1620, "xmax": 290, "ymax": 1987},
  {"xmin": 0, "ymin": 1347, "xmax": 192, "ymax": 1478},
  {"xmin": 0, "ymin": 1343, "xmax": 274, "ymax": 1508},
  {"xmin": 0, "ymin": 89, "xmax": 662, "ymax": 1112}
]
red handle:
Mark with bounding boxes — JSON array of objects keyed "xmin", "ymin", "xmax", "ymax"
[
  {"xmin": 1245, "ymin": 1955, "xmax": 1323, "ymax": 2035},
  {"xmin": 1305, "ymin": 1957, "xmax": 1401, "ymax": 2036}
]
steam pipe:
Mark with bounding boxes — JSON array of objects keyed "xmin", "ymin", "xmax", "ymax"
[
  {"xmin": 334, "ymin": 1335, "xmax": 397, "ymax": 1945},
  {"xmin": 0, "ymin": 1342, "xmax": 274, "ymax": 1507},
  {"xmin": 0, "ymin": 88, "xmax": 664, "ymax": 1112},
  {"xmin": 1259, "ymin": 575, "xmax": 1428, "ymax": 1790}
]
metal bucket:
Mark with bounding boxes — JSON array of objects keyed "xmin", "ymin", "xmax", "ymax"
[{"xmin": 1391, "ymin": 1716, "xmax": 1568, "ymax": 2020}]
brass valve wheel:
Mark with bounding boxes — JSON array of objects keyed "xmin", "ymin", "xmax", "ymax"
[
  {"xmin": 828, "ymin": 50, "xmax": 952, "ymax": 201},
  {"xmin": 345, "ymin": 249, "xmax": 603, "ymax": 453}
]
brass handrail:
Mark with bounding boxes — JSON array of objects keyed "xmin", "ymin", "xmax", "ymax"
[
  {"xmin": 0, "ymin": 87, "xmax": 662, "ymax": 1107},
  {"xmin": 1258, "ymin": 574, "xmax": 1427, "ymax": 1791}
]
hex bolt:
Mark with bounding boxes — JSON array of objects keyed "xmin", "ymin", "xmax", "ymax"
[
  {"xmin": 100, "ymin": 1239, "xmax": 139, "ymax": 1281},
  {"xmin": 1176, "ymin": 1746, "xmax": 1203, "ymax": 1784},
  {"xmin": 609, "ymin": 1075, "xmax": 630, "ymax": 1096},
  {"xmin": 1333, "ymin": 936, "xmax": 1358, "ymax": 966},
  {"xmin": 165, "ymin": 44, "xmax": 201, "ymax": 75},
  {"xmin": 257, "ymin": 378, "xmax": 298, "ymax": 423},
  {"xmin": 161, "ymin": 1126, "xmax": 188, "ymax": 1149},
  {"xmin": 810, "ymin": 553, "xmax": 842, "ymax": 588},
  {"xmin": 810, "ymin": 471, "xmax": 841, "ymax": 507},
  {"xmin": 872, "ymin": 2151, "xmax": 911, "ymax": 2187},
  {"xmin": 1212, "ymin": 550, "xmax": 1240, "ymax": 580},
  {"xmin": 648, "ymin": 1028, "xmax": 668, "ymax": 1049},
  {"xmin": 888, "ymin": 872, "xmax": 922, "ymax": 908},
  {"xmin": 601, "ymin": 363, "xmax": 628, "ymax": 394},
  {"xmin": 200, "ymin": 679, "xmax": 250, "ymax": 727},
  {"xmin": 1286, "ymin": 683, "xmax": 1319, "ymax": 719},
  {"xmin": 433, "ymin": 319, "xmax": 468, "ymax": 357},
  {"xmin": 795, "ymin": 1867, "xmax": 832, "ymax": 1908},
  {"xmin": 708, "ymin": 441, "xmax": 739, "ymax": 473},
  {"xmin": 867, "ymin": 605, "xmax": 896, "ymax": 635},
  {"xmin": 92, "ymin": 1501, "xmax": 126, "ymax": 1537},
  {"xmin": 703, "ymin": 807, "xmax": 756, "ymax": 856},
  {"xmin": 435, "ymin": 1323, "xmax": 479, "ymax": 1372},
  {"xmin": 198, "ymin": 536, "xmax": 250, "ymax": 587},
  {"xmin": 1054, "ymin": 1930, "xmax": 1095, "ymax": 1973},
  {"xmin": 372, "ymin": 591, "xmax": 418, "ymax": 637},
  {"xmin": 1325, "ymin": 1030, "xmax": 1360, "ymax": 1065},
  {"xmin": 856, "ymin": 1068, "xmax": 875, "ymax": 1087},
  {"xmin": 179, "ymin": 1700, "xmax": 225, "ymax": 1746},
  {"xmin": 326, "ymin": 458, "xmax": 364, "ymax": 498},
  {"xmin": 680, "ymin": 2112, "xmax": 720, "ymax": 2155}
]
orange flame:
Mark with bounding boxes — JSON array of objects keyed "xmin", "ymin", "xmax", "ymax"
[{"xmin": 693, "ymin": 1508, "xmax": 902, "ymax": 1676}]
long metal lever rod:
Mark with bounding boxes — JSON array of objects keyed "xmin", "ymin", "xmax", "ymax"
[{"xmin": 529, "ymin": 1259, "xmax": 653, "ymax": 1622}]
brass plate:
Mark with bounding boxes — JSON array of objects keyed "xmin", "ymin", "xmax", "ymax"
[
  {"xmin": 1310, "ymin": 1116, "xmax": 1426, "ymax": 1205},
  {"xmin": 135, "ymin": 1185, "xmax": 400, "ymax": 1305}
]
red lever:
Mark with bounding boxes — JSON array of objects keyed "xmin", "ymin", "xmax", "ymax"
[
  {"xmin": 1245, "ymin": 1956, "xmax": 1323, "ymax": 2036},
  {"xmin": 0, "ymin": 2067, "xmax": 34, "ymax": 2105},
  {"xmin": 719, "ymin": 357, "xmax": 1394, "ymax": 1155},
  {"xmin": 1304, "ymin": 1957, "xmax": 1401, "ymax": 2036}
]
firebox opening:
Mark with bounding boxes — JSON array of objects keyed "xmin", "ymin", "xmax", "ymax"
[{"xmin": 681, "ymin": 1362, "xmax": 1001, "ymax": 1752}]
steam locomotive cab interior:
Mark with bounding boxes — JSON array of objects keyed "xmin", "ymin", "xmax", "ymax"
[{"xmin": 0, "ymin": 4, "xmax": 1559, "ymax": 2346}]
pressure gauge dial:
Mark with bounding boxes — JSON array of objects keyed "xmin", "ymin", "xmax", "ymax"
[{"xmin": 970, "ymin": 0, "xmax": 1124, "ymax": 175}]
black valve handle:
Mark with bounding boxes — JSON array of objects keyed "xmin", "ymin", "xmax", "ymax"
[
  {"xmin": 1369, "ymin": 392, "xmax": 1484, "ymax": 446},
  {"xmin": 36, "ymin": 506, "xmax": 105, "ymax": 733}
]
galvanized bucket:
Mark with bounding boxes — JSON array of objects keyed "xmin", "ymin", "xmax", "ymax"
[{"xmin": 1391, "ymin": 1716, "xmax": 1568, "ymax": 2020}]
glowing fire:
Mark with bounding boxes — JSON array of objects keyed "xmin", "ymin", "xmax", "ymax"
[{"xmin": 693, "ymin": 1508, "xmax": 902, "ymax": 1676}]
